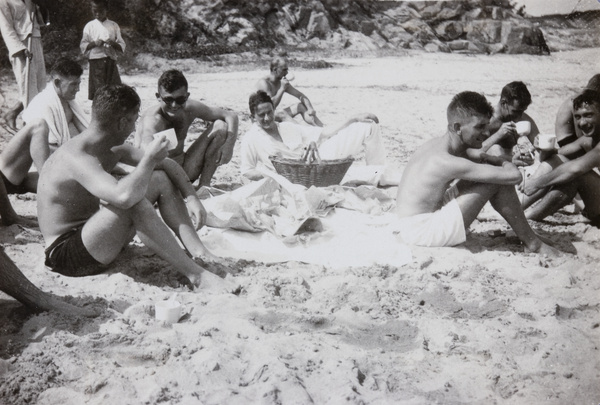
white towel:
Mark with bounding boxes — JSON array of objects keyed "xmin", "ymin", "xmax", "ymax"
[{"xmin": 22, "ymin": 84, "xmax": 89, "ymax": 146}]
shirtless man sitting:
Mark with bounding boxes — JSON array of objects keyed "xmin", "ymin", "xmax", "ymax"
[
  {"xmin": 256, "ymin": 56, "xmax": 323, "ymax": 127},
  {"xmin": 136, "ymin": 69, "xmax": 238, "ymax": 188},
  {"xmin": 37, "ymin": 84, "xmax": 231, "ymax": 290},
  {"xmin": 0, "ymin": 58, "xmax": 86, "ymax": 226},
  {"xmin": 395, "ymin": 91, "xmax": 559, "ymax": 258},
  {"xmin": 467, "ymin": 81, "xmax": 539, "ymax": 164},
  {"xmin": 523, "ymin": 89, "xmax": 600, "ymax": 224}
]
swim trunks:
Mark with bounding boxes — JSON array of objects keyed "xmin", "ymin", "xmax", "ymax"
[
  {"xmin": 44, "ymin": 225, "xmax": 108, "ymax": 277},
  {"xmin": 0, "ymin": 169, "xmax": 29, "ymax": 195},
  {"xmin": 394, "ymin": 198, "xmax": 466, "ymax": 247}
]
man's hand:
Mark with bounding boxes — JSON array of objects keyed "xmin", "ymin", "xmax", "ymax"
[
  {"xmin": 354, "ymin": 113, "xmax": 379, "ymax": 123},
  {"xmin": 522, "ymin": 177, "xmax": 541, "ymax": 196},
  {"xmin": 14, "ymin": 49, "xmax": 32, "ymax": 61},
  {"xmin": 280, "ymin": 77, "xmax": 290, "ymax": 91},
  {"xmin": 186, "ymin": 196, "xmax": 207, "ymax": 230},
  {"xmin": 94, "ymin": 39, "xmax": 105, "ymax": 48},
  {"xmin": 146, "ymin": 134, "xmax": 169, "ymax": 164},
  {"xmin": 306, "ymin": 107, "xmax": 317, "ymax": 117},
  {"xmin": 497, "ymin": 122, "xmax": 517, "ymax": 143}
]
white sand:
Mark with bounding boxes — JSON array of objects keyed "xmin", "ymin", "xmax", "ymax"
[{"xmin": 1, "ymin": 48, "xmax": 599, "ymax": 404}]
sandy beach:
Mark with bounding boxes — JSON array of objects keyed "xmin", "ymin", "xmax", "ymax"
[{"xmin": 1, "ymin": 47, "xmax": 600, "ymax": 404}]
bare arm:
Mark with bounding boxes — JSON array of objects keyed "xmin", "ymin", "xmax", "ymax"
[
  {"xmin": 449, "ymin": 156, "xmax": 523, "ymax": 185},
  {"xmin": 555, "ymin": 98, "xmax": 576, "ymax": 145},
  {"xmin": 76, "ymin": 138, "xmax": 169, "ymax": 209},
  {"xmin": 188, "ymin": 101, "xmax": 238, "ymax": 164},
  {"xmin": 524, "ymin": 147, "xmax": 600, "ymax": 195},
  {"xmin": 285, "ymin": 84, "xmax": 317, "ymax": 115}
]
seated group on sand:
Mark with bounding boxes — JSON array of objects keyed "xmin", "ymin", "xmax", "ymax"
[{"xmin": 2, "ymin": 55, "xmax": 600, "ymax": 312}]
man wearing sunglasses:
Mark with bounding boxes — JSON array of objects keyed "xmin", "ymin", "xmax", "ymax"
[{"xmin": 135, "ymin": 69, "xmax": 239, "ymax": 188}]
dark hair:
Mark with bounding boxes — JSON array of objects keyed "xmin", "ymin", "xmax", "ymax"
[
  {"xmin": 92, "ymin": 84, "xmax": 140, "ymax": 126},
  {"xmin": 51, "ymin": 58, "xmax": 83, "ymax": 78},
  {"xmin": 249, "ymin": 90, "xmax": 274, "ymax": 115},
  {"xmin": 447, "ymin": 91, "xmax": 493, "ymax": 123},
  {"xmin": 500, "ymin": 81, "xmax": 532, "ymax": 108},
  {"xmin": 585, "ymin": 74, "xmax": 600, "ymax": 93},
  {"xmin": 91, "ymin": 0, "xmax": 108, "ymax": 7},
  {"xmin": 158, "ymin": 69, "xmax": 188, "ymax": 93},
  {"xmin": 573, "ymin": 89, "xmax": 600, "ymax": 111}
]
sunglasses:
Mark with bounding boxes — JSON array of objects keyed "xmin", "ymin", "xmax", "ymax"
[{"xmin": 158, "ymin": 94, "xmax": 189, "ymax": 105}]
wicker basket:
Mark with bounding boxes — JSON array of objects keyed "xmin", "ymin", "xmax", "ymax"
[{"xmin": 269, "ymin": 156, "xmax": 353, "ymax": 188}]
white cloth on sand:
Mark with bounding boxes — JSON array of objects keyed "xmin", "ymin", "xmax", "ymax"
[
  {"xmin": 199, "ymin": 171, "xmax": 411, "ymax": 269},
  {"xmin": 22, "ymin": 84, "xmax": 89, "ymax": 146}
]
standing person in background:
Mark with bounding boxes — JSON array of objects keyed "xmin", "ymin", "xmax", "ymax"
[
  {"xmin": 80, "ymin": 0, "xmax": 125, "ymax": 100},
  {"xmin": 0, "ymin": 0, "xmax": 48, "ymax": 132}
]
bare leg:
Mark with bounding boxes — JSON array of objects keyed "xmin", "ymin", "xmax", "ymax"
[
  {"xmin": 145, "ymin": 170, "xmax": 213, "ymax": 259},
  {"xmin": 2, "ymin": 101, "xmax": 24, "ymax": 132},
  {"xmin": 572, "ymin": 171, "xmax": 600, "ymax": 219},
  {"xmin": 290, "ymin": 103, "xmax": 324, "ymax": 127},
  {"xmin": 455, "ymin": 180, "xmax": 560, "ymax": 257},
  {"xmin": 81, "ymin": 174, "xmax": 231, "ymax": 290},
  {"xmin": 182, "ymin": 120, "xmax": 227, "ymax": 187},
  {"xmin": 0, "ymin": 166, "xmax": 37, "ymax": 227},
  {"xmin": 521, "ymin": 155, "xmax": 569, "ymax": 211},
  {"xmin": 0, "ymin": 119, "xmax": 50, "ymax": 186},
  {"xmin": 526, "ymin": 184, "xmax": 578, "ymax": 221},
  {"xmin": 0, "ymin": 248, "xmax": 99, "ymax": 316}
]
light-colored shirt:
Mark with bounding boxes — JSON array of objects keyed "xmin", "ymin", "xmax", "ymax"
[
  {"xmin": 240, "ymin": 122, "xmax": 322, "ymax": 175},
  {"xmin": 80, "ymin": 18, "xmax": 125, "ymax": 60},
  {"xmin": 0, "ymin": 0, "xmax": 41, "ymax": 57}
]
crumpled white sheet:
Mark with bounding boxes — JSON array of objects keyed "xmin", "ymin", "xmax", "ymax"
[{"xmin": 199, "ymin": 171, "xmax": 411, "ymax": 268}]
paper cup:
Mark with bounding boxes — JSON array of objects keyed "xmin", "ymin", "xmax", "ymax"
[
  {"xmin": 538, "ymin": 134, "xmax": 557, "ymax": 150},
  {"xmin": 515, "ymin": 121, "xmax": 531, "ymax": 136},
  {"xmin": 155, "ymin": 300, "xmax": 181, "ymax": 323},
  {"xmin": 285, "ymin": 72, "xmax": 295, "ymax": 81},
  {"xmin": 154, "ymin": 128, "xmax": 178, "ymax": 151}
]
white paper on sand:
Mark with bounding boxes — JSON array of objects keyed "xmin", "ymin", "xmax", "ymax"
[{"xmin": 154, "ymin": 128, "xmax": 178, "ymax": 150}]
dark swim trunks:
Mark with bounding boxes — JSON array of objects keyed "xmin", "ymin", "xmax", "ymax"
[
  {"xmin": 44, "ymin": 225, "xmax": 108, "ymax": 277},
  {"xmin": 0, "ymin": 170, "xmax": 29, "ymax": 195}
]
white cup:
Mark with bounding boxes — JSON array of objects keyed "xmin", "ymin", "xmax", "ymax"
[
  {"xmin": 154, "ymin": 128, "xmax": 178, "ymax": 151},
  {"xmin": 515, "ymin": 121, "xmax": 531, "ymax": 136},
  {"xmin": 538, "ymin": 134, "xmax": 557, "ymax": 150},
  {"xmin": 285, "ymin": 72, "xmax": 295, "ymax": 81},
  {"xmin": 155, "ymin": 300, "xmax": 182, "ymax": 323}
]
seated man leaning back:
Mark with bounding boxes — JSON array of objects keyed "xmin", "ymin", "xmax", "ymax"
[
  {"xmin": 394, "ymin": 90, "xmax": 559, "ymax": 257},
  {"xmin": 0, "ymin": 58, "xmax": 87, "ymax": 200},
  {"xmin": 241, "ymin": 90, "xmax": 397, "ymax": 185},
  {"xmin": 37, "ymin": 84, "xmax": 232, "ymax": 290},
  {"xmin": 135, "ymin": 69, "xmax": 238, "ymax": 188}
]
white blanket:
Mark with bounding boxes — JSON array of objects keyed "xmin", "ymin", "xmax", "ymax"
[
  {"xmin": 22, "ymin": 84, "xmax": 89, "ymax": 146},
  {"xmin": 200, "ymin": 171, "xmax": 411, "ymax": 269}
]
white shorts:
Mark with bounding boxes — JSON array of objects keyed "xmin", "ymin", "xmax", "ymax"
[{"xmin": 394, "ymin": 198, "xmax": 466, "ymax": 247}]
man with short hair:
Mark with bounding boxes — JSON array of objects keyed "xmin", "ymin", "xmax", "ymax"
[
  {"xmin": 523, "ymin": 89, "xmax": 600, "ymax": 225},
  {"xmin": 467, "ymin": 81, "xmax": 539, "ymax": 163},
  {"xmin": 395, "ymin": 91, "xmax": 559, "ymax": 258},
  {"xmin": 0, "ymin": 0, "xmax": 47, "ymax": 131},
  {"xmin": 136, "ymin": 69, "xmax": 238, "ymax": 187},
  {"xmin": 0, "ymin": 58, "xmax": 87, "ymax": 209},
  {"xmin": 38, "ymin": 84, "xmax": 231, "ymax": 290},
  {"xmin": 256, "ymin": 56, "xmax": 323, "ymax": 127}
]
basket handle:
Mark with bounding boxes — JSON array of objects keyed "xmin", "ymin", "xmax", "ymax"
[{"xmin": 302, "ymin": 141, "xmax": 322, "ymax": 164}]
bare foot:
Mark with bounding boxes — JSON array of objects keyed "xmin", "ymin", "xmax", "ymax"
[
  {"xmin": 1, "ymin": 111, "xmax": 18, "ymax": 133},
  {"xmin": 525, "ymin": 240, "xmax": 562, "ymax": 262}
]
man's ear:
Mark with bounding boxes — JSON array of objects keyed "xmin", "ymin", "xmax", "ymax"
[
  {"xmin": 155, "ymin": 92, "xmax": 160, "ymax": 99},
  {"xmin": 452, "ymin": 122, "xmax": 461, "ymax": 134},
  {"xmin": 53, "ymin": 77, "xmax": 61, "ymax": 87}
]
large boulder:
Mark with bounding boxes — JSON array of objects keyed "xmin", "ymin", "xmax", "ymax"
[
  {"xmin": 466, "ymin": 20, "xmax": 503, "ymax": 43},
  {"xmin": 501, "ymin": 22, "xmax": 550, "ymax": 54},
  {"xmin": 307, "ymin": 11, "xmax": 331, "ymax": 38}
]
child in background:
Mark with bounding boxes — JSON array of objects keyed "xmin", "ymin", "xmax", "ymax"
[{"xmin": 80, "ymin": 0, "xmax": 126, "ymax": 100}]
